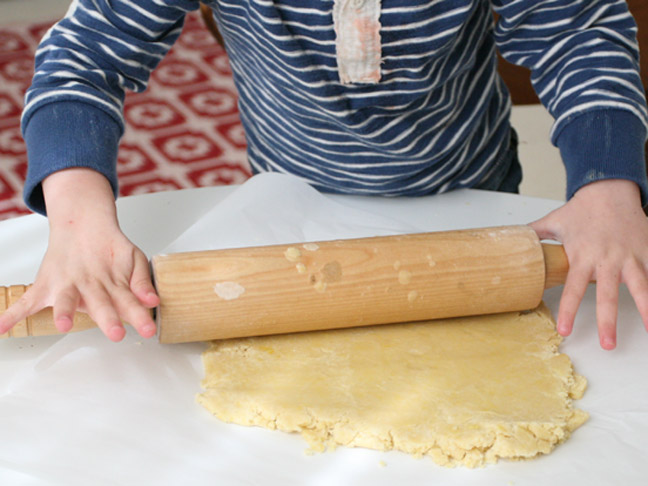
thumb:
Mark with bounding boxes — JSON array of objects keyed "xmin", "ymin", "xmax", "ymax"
[{"xmin": 528, "ymin": 213, "xmax": 559, "ymax": 242}]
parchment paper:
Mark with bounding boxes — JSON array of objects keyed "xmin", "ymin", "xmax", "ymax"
[
  {"xmin": 163, "ymin": 172, "xmax": 421, "ymax": 253},
  {"xmin": 1, "ymin": 173, "xmax": 646, "ymax": 485}
]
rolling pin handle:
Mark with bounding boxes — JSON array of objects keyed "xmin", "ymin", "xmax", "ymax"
[
  {"xmin": 0, "ymin": 284, "xmax": 97, "ymax": 339},
  {"xmin": 542, "ymin": 243, "xmax": 569, "ymax": 289}
]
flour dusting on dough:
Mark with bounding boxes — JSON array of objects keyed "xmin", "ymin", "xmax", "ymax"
[{"xmin": 198, "ymin": 304, "xmax": 588, "ymax": 468}]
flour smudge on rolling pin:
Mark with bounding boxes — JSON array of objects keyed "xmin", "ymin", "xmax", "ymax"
[
  {"xmin": 284, "ymin": 247, "xmax": 302, "ymax": 262},
  {"xmin": 214, "ymin": 282, "xmax": 246, "ymax": 300}
]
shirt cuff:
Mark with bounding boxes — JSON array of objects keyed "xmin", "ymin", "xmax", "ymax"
[
  {"xmin": 555, "ymin": 109, "xmax": 648, "ymax": 205},
  {"xmin": 22, "ymin": 101, "xmax": 121, "ymax": 215}
]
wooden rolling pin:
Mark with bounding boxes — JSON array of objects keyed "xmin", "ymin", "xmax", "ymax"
[{"xmin": 0, "ymin": 225, "xmax": 568, "ymax": 344}]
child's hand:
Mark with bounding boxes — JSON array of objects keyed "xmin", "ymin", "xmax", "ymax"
[
  {"xmin": 0, "ymin": 169, "xmax": 159, "ymax": 341},
  {"xmin": 530, "ymin": 179, "xmax": 648, "ymax": 350}
]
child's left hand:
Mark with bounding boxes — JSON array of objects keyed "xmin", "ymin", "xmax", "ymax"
[{"xmin": 529, "ymin": 179, "xmax": 648, "ymax": 350}]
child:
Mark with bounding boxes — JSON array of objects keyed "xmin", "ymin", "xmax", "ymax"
[{"xmin": 1, "ymin": 0, "xmax": 647, "ymax": 350}]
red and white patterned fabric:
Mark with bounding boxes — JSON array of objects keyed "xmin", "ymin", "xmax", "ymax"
[{"xmin": 0, "ymin": 12, "xmax": 249, "ymax": 220}]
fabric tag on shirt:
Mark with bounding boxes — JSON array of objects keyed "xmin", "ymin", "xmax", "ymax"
[{"xmin": 333, "ymin": 0, "xmax": 382, "ymax": 84}]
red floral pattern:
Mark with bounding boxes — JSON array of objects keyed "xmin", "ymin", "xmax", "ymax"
[{"xmin": 0, "ymin": 12, "xmax": 250, "ymax": 220}]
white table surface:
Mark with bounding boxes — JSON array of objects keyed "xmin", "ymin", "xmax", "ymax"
[{"xmin": 0, "ymin": 174, "xmax": 646, "ymax": 485}]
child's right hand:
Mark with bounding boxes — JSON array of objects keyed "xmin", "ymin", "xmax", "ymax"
[{"xmin": 0, "ymin": 168, "xmax": 159, "ymax": 341}]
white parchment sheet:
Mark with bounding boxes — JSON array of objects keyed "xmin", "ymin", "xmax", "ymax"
[
  {"xmin": 162, "ymin": 172, "xmax": 422, "ymax": 253},
  {"xmin": 1, "ymin": 173, "xmax": 646, "ymax": 485}
]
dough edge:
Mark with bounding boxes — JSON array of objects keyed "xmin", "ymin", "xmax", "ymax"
[{"xmin": 197, "ymin": 304, "xmax": 588, "ymax": 468}]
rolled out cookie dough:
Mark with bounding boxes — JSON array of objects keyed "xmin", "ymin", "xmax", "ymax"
[{"xmin": 198, "ymin": 304, "xmax": 588, "ymax": 467}]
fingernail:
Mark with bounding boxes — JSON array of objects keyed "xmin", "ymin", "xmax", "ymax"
[
  {"xmin": 142, "ymin": 324, "xmax": 156, "ymax": 338},
  {"xmin": 557, "ymin": 321, "xmax": 569, "ymax": 336},
  {"xmin": 108, "ymin": 326, "xmax": 126, "ymax": 342},
  {"xmin": 602, "ymin": 338, "xmax": 616, "ymax": 350},
  {"xmin": 56, "ymin": 316, "xmax": 73, "ymax": 332}
]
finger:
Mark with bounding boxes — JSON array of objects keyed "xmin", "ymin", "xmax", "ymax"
[
  {"xmin": 557, "ymin": 263, "xmax": 591, "ymax": 337},
  {"xmin": 595, "ymin": 268, "xmax": 620, "ymax": 350},
  {"xmin": 81, "ymin": 285, "xmax": 126, "ymax": 342},
  {"xmin": 622, "ymin": 260, "xmax": 648, "ymax": 332},
  {"xmin": 130, "ymin": 252, "xmax": 159, "ymax": 308},
  {"xmin": 0, "ymin": 289, "xmax": 40, "ymax": 335},
  {"xmin": 52, "ymin": 288, "xmax": 81, "ymax": 333},
  {"xmin": 111, "ymin": 286, "xmax": 157, "ymax": 339},
  {"xmin": 529, "ymin": 216, "xmax": 558, "ymax": 241}
]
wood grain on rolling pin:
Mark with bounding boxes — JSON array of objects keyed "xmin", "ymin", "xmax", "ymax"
[{"xmin": 152, "ymin": 225, "xmax": 548, "ymax": 343}]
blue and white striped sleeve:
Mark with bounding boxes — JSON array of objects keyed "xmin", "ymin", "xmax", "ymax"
[
  {"xmin": 21, "ymin": 0, "xmax": 199, "ymax": 214},
  {"xmin": 493, "ymin": 0, "xmax": 648, "ymax": 202}
]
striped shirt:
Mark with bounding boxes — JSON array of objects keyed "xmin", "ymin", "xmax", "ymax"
[{"xmin": 21, "ymin": 0, "xmax": 648, "ymax": 213}]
